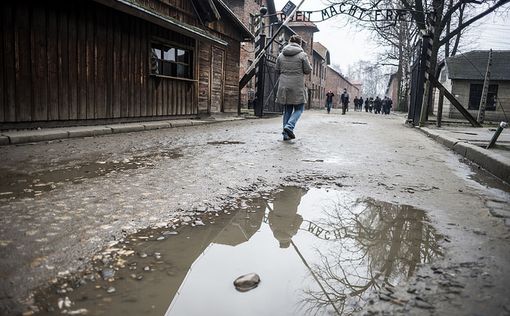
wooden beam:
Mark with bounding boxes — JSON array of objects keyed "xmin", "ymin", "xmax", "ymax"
[{"xmin": 428, "ymin": 73, "xmax": 481, "ymax": 127}]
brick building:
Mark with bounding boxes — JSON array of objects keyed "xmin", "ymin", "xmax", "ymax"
[
  {"xmin": 386, "ymin": 73, "xmax": 399, "ymax": 110},
  {"xmin": 311, "ymin": 42, "xmax": 330, "ymax": 108},
  {"xmin": 223, "ymin": 0, "xmax": 276, "ymax": 109},
  {"xmin": 325, "ymin": 66, "xmax": 360, "ymax": 109}
]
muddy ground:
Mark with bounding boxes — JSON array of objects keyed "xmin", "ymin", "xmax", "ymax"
[{"xmin": 0, "ymin": 110, "xmax": 509, "ymax": 315}]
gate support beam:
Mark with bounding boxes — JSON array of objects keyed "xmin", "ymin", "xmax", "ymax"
[{"xmin": 428, "ymin": 73, "xmax": 481, "ymax": 127}]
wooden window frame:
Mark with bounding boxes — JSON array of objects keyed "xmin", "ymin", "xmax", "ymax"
[
  {"xmin": 150, "ymin": 39, "xmax": 195, "ymax": 81},
  {"xmin": 468, "ymin": 83, "xmax": 498, "ymax": 111}
]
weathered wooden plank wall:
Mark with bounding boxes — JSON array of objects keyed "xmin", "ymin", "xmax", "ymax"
[
  {"xmin": 0, "ymin": 0, "xmax": 198, "ymax": 125},
  {"xmin": 198, "ymin": 42, "xmax": 212, "ymax": 114},
  {"xmin": 223, "ymin": 38, "xmax": 241, "ymax": 113}
]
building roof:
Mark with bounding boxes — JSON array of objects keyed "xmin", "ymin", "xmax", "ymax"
[
  {"xmin": 288, "ymin": 21, "xmax": 320, "ymax": 32},
  {"xmin": 445, "ymin": 50, "xmax": 510, "ymax": 81},
  {"xmin": 214, "ymin": 0, "xmax": 254, "ymax": 41},
  {"xmin": 313, "ymin": 42, "xmax": 330, "ymax": 64},
  {"xmin": 327, "ymin": 66, "xmax": 357, "ymax": 89},
  {"xmin": 94, "ymin": 0, "xmax": 252, "ymax": 46}
]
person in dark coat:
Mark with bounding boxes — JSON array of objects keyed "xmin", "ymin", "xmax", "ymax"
[
  {"xmin": 275, "ymin": 35, "xmax": 312, "ymax": 141},
  {"xmin": 340, "ymin": 88, "xmax": 349, "ymax": 115},
  {"xmin": 359, "ymin": 97, "xmax": 364, "ymax": 112},
  {"xmin": 353, "ymin": 96, "xmax": 359, "ymax": 111},
  {"xmin": 268, "ymin": 187, "xmax": 306, "ymax": 248},
  {"xmin": 374, "ymin": 96, "xmax": 382, "ymax": 114},
  {"xmin": 325, "ymin": 90, "xmax": 334, "ymax": 114},
  {"xmin": 382, "ymin": 97, "xmax": 388, "ymax": 115},
  {"xmin": 384, "ymin": 97, "xmax": 393, "ymax": 114},
  {"xmin": 364, "ymin": 98, "xmax": 370, "ymax": 112}
]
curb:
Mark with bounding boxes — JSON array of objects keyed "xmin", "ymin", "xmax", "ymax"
[
  {"xmin": 3, "ymin": 129, "xmax": 70, "ymax": 144},
  {"xmin": 0, "ymin": 118, "xmax": 240, "ymax": 146},
  {"xmin": 420, "ymin": 127, "xmax": 510, "ymax": 184}
]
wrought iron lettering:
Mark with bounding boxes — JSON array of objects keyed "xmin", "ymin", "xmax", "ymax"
[{"xmin": 277, "ymin": 3, "xmax": 412, "ymax": 23}]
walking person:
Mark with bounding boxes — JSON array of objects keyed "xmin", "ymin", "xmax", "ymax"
[
  {"xmin": 325, "ymin": 90, "xmax": 334, "ymax": 114},
  {"xmin": 374, "ymin": 96, "xmax": 382, "ymax": 114},
  {"xmin": 340, "ymin": 88, "xmax": 349, "ymax": 115},
  {"xmin": 364, "ymin": 97, "xmax": 369, "ymax": 112},
  {"xmin": 359, "ymin": 96, "xmax": 364, "ymax": 112},
  {"xmin": 353, "ymin": 96, "xmax": 359, "ymax": 111},
  {"xmin": 275, "ymin": 35, "xmax": 312, "ymax": 141},
  {"xmin": 385, "ymin": 97, "xmax": 393, "ymax": 114},
  {"xmin": 382, "ymin": 97, "xmax": 388, "ymax": 115}
]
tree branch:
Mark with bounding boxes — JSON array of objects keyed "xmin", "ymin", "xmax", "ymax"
[{"xmin": 440, "ymin": 0, "xmax": 510, "ymax": 45}]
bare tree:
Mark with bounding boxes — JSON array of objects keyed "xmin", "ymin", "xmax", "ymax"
[
  {"xmin": 326, "ymin": 0, "xmax": 510, "ymax": 114},
  {"xmin": 300, "ymin": 198, "xmax": 442, "ymax": 315},
  {"xmin": 399, "ymin": 0, "xmax": 510, "ymax": 114}
]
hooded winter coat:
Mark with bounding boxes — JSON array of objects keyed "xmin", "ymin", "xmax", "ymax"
[{"xmin": 275, "ymin": 43, "xmax": 312, "ymax": 105}]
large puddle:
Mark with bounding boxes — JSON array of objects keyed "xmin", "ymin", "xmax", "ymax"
[{"xmin": 33, "ymin": 187, "xmax": 442, "ymax": 315}]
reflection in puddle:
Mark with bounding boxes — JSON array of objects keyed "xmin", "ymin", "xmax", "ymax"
[
  {"xmin": 33, "ymin": 187, "xmax": 441, "ymax": 316},
  {"xmin": 0, "ymin": 151, "xmax": 182, "ymax": 199}
]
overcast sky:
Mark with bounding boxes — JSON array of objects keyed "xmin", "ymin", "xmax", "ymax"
[{"xmin": 273, "ymin": 0, "xmax": 510, "ymax": 74}]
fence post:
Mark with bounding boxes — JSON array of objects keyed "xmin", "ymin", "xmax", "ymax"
[{"xmin": 477, "ymin": 49, "xmax": 493, "ymax": 124}]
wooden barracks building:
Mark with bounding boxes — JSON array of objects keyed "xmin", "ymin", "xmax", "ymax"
[{"xmin": 0, "ymin": 0, "xmax": 252, "ymax": 128}]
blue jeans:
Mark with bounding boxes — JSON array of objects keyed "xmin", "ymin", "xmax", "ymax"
[
  {"xmin": 283, "ymin": 103, "xmax": 304, "ymax": 133},
  {"xmin": 326, "ymin": 101, "xmax": 332, "ymax": 113}
]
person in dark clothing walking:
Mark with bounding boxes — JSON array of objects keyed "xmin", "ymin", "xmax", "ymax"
[
  {"xmin": 364, "ymin": 98, "xmax": 369, "ymax": 112},
  {"xmin": 325, "ymin": 90, "xmax": 334, "ymax": 114},
  {"xmin": 353, "ymin": 96, "xmax": 359, "ymax": 111},
  {"xmin": 340, "ymin": 88, "xmax": 349, "ymax": 115},
  {"xmin": 383, "ymin": 96, "xmax": 393, "ymax": 114},
  {"xmin": 374, "ymin": 96, "xmax": 382, "ymax": 114},
  {"xmin": 358, "ymin": 97, "xmax": 364, "ymax": 112}
]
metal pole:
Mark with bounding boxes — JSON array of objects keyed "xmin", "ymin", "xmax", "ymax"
[
  {"xmin": 419, "ymin": 34, "xmax": 432, "ymax": 127},
  {"xmin": 239, "ymin": 0, "xmax": 306, "ymax": 90},
  {"xmin": 486, "ymin": 121, "xmax": 508, "ymax": 149},
  {"xmin": 290, "ymin": 240, "xmax": 341, "ymax": 315},
  {"xmin": 437, "ymin": 91, "xmax": 443, "ymax": 127},
  {"xmin": 477, "ymin": 49, "xmax": 493, "ymax": 124}
]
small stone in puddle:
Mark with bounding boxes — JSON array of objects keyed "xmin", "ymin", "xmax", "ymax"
[
  {"xmin": 234, "ymin": 273, "xmax": 260, "ymax": 292},
  {"xmin": 101, "ymin": 268, "xmax": 115, "ymax": 280},
  {"xmin": 106, "ymin": 287, "xmax": 116, "ymax": 294}
]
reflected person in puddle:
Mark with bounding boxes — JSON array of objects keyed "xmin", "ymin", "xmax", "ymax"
[{"xmin": 268, "ymin": 187, "xmax": 306, "ymax": 248}]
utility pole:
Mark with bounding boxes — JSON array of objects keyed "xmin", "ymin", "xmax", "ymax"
[
  {"xmin": 254, "ymin": 7, "xmax": 267, "ymax": 117},
  {"xmin": 477, "ymin": 49, "xmax": 492, "ymax": 124},
  {"xmin": 418, "ymin": 32, "xmax": 433, "ymax": 127}
]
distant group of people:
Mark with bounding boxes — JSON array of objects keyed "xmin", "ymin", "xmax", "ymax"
[
  {"xmin": 361, "ymin": 96, "xmax": 393, "ymax": 115},
  {"xmin": 324, "ymin": 91, "xmax": 393, "ymax": 116},
  {"xmin": 325, "ymin": 88, "xmax": 350, "ymax": 115}
]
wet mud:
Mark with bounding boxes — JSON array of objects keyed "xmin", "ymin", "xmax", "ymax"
[
  {"xmin": 0, "ymin": 150, "xmax": 182, "ymax": 200},
  {"xmin": 32, "ymin": 187, "xmax": 441, "ymax": 316}
]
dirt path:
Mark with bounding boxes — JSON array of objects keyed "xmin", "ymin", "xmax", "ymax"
[{"xmin": 1, "ymin": 110, "xmax": 509, "ymax": 315}]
